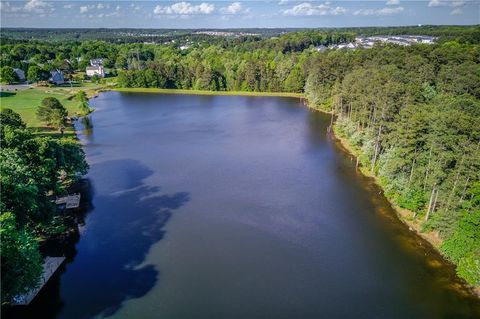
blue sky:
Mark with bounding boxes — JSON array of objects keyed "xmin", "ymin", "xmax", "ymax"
[{"xmin": 1, "ymin": 0, "xmax": 478, "ymax": 28}]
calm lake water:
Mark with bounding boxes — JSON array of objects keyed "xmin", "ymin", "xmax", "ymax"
[{"xmin": 7, "ymin": 92, "xmax": 480, "ymax": 318}]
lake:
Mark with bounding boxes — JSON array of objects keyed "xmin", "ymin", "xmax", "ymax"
[{"xmin": 7, "ymin": 92, "xmax": 480, "ymax": 318}]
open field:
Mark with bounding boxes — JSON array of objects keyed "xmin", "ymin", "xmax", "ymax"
[{"xmin": 0, "ymin": 83, "xmax": 104, "ymax": 128}]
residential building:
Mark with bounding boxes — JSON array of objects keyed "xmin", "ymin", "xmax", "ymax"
[
  {"xmin": 86, "ymin": 65, "xmax": 105, "ymax": 78},
  {"xmin": 50, "ymin": 70, "xmax": 65, "ymax": 85},
  {"xmin": 13, "ymin": 68, "xmax": 26, "ymax": 82}
]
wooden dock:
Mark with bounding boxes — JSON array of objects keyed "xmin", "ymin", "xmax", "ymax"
[
  {"xmin": 12, "ymin": 257, "xmax": 66, "ymax": 306},
  {"xmin": 55, "ymin": 193, "xmax": 81, "ymax": 209}
]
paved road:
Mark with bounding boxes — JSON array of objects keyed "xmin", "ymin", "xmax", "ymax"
[{"xmin": 0, "ymin": 83, "xmax": 33, "ymax": 91}]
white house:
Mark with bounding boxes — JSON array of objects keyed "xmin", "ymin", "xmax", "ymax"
[
  {"xmin": 50, "ymin": 70, "xmax": 64, "ymax": 85},
  {"xmin": 86, "ymin": 65, "xmax": 105, "ymax": 78},
  {"xmin": 315, "ymin": 45, "xmax": 327, "ymax": 52}
]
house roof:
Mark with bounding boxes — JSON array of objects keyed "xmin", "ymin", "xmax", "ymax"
[
  {"xmin": 50, "ymin": 70, "xmax": 64, "ymax": 81},
  {"xmin": 86, "ymin": 66, "xmax": 103, "ymax": 71}
]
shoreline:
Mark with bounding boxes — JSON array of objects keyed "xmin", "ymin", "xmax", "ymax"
[
  {"xmin": 113, "ymin": 87, "xmax": 304, "ymax": 98},
  {"xmin": 320, "ymin": 113, "xmax": 480, "ymax": 298}
]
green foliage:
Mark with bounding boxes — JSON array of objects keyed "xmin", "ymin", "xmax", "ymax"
[
  {"xmin": 0, "ymin": 148, "xmax": 40, "ymax": 225},
  {"xmin": 1, "ymin": 108, "xmax": 26, "ymax": 129},
  {"xmin": 283, "ymin": 68, "xmax": 305, "ymax": 93},
  {"xmin": 302, "ymin": 38, "xmax": 480, "ymax": 287},
  {"xmin": 1, "ymin": 212, "xmax": 43, "ymax": 303},
  {"xmin": 27, "ymin": 65, "xmax": 42, "ymax": 82},
  {"xmin": 75, "ymin": 90, "xmax": 88, "ymax": 102},
  {"xmin": 441, "ymin": 211, "xmax": 480, "ymax": 263},
  {"xmin": 75, "ymin": 90, "xmax": 92, "ymax": 115},
  {"xmin": 0, "ymin": 109, "xmax": 88, "ymax": 301},
  {"xmin": 36, "ymin": 97, "xmax": 68, "ymax": 128},
  {"xmin": 457, "ymin": 252, "xmax": 480, "ymax": 286},
  {"xmin": 397, "ymin": 189, "xmax": 426, "ymax": 212},
  {"xmin": 421, "ymin": 83, "xmax": 437, "ymax": 101},
  {"xmin": 1, "ymin": 66, "xmax": 18, "ymax": 84}
]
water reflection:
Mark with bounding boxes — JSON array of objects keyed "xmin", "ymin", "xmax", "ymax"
[
  {"xmin": 81, "ymin": 116, "xmax": 94, "ymax": 137},
  {"xmin": 4, "ymin": 159, "xmax": 189, "ymax": 319}
]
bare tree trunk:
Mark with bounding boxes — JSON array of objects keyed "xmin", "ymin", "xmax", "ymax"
[
  {"xmin": 459, "ymin": 176, "xmax": 470, "ymax": 205},
  {"xmin": 445, "ymin": 153, "xmax": 465, "ymax": 213},
  {"xmin": 423, "ymin": 146, "xmax": 433, "ymax": 191},
  {"xmin": 459, "ymin": 142, "xmax": 480, "ymax": 205},
  {"xmin": 425, "ymin": 186, "xmax": 435, "ymax": 221},
  {"xmin": 371, "ymin": 125, "xmax": 382, "ymax": 172},
  {"xmin": 432, "ymin": 189, "xmax": 439, "ymax": 215},
  {"xmin": 328, "ymin": 108, "xmax": 334, "ymax": 133},
  {"xmin": 408, "ymin": 158, "xmax": 416, "ymax": 187}
]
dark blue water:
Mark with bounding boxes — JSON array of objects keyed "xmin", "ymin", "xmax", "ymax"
[{"xmin": 7, "ymin": 92, "xmax": 480, "ymax": 318}]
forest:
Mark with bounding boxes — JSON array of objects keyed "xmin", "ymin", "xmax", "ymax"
[
  {"xmin": 0, "ymin": 107, "xmax": 88, "ymax": 302},
  {"xmin": 0, "ymin": 26, "xmax": 479, "ymax": 301}
]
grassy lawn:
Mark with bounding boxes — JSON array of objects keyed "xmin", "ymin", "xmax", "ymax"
[
  {"xmin": 0, "ymin": 83, "xmax": 104, "ymax": 129},
  {"xmin": 115, "ymin": 87, "xmax": 304, "ymax": 98}
]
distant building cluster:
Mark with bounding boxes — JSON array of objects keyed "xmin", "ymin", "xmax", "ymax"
[
  {"xmin": 194, "ymin": 31, "xmax": 260, "ymax": 37},
  {"xmin": 317, "ymin": 35, "xmax": 437, "ymax": 51},
  {"xmin": 116, "ymin": 32, "xmax": 163, "ymax": 37}
]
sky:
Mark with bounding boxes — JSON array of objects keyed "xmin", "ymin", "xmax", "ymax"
[{"xmin": 1, "ymin": 0, "xmax": 479, "ymax": 28}]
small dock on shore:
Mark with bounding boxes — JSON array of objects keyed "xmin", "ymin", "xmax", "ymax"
[
  {"xmin": 12, "ymin": 257, "xmax": 66, "ymax": 306},
  {"xmin": 55, "ymin": 193, "xmax": 81, "ymax": 209}
]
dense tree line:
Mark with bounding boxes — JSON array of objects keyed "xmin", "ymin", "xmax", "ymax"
[
  {"xmin": 304, "ymin": 42, "xmax": 480, "ymax": 286},
  {"xmin": 2, "ymin": 25, "xmax": 478, "ymax": 43},
  {"xmin": 0, "ymin": 109, "xmax": 88, "ymax": 302}
]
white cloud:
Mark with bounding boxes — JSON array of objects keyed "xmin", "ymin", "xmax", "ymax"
[
  {"xmin": 354, "ymin": 6, "xmax": 404, "ymax": 16},
  {"xmin": 452, "ymin": 0, "xmax": 466, "ymax": 6},
  {"xmin": 386, "ymin": 0, "xmax": 400, "ymax": 5},
  {"xmin": 428, "ymin": 0, "xmax": 441, "ymax": 6},
  {"xmin": 0, "ymin": 2, "xmax": 23, "ymax": 13},
  {"xmin": 279, "ymin": 0, "xmax": 314, "ymax": 4},
  {"xmin": 115, "ymin": 5, "xmax": 121, "ymax": 11},
  {"xmin": 153, "ymin": 2, "xmax": 215, "ymax": 15},
  {"xmin": 24, "ymin": 0, "xmax": 53, "ymax": 13},
  {"xmin": 220, "ymin": 2, "xmax": 249, "ymax": 15},
  {"xmin": 106, "ymin": 11, "xmax": 121, "ymax": 17},
  {"xmin": 331, "ymin": 6, "xmax": 346, "ymax": 15},
  {"xmin": 80, "ymin": 6, "xmax": 89, "ymax": 13},
  {"xmin": 283, "ymin": 2, "xmax": 346, "ymax": 16},
  {"xmin": 428, "ymin": 0, "xmax": 465, "ymax": 7},
  {"xmin": 222, "ymin": 2, "xmax": 242, "ymax": 14},
  {"xmin": 99, "ymin": 3, "xmax": 111, "ymax": 9},
  {"xmin": 64, "ymin": 4, "xmax": 74, "ymax": 9},
  {"xmin": 450, "ymin": 8, "xmax": 463, "ymax": 14}
]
